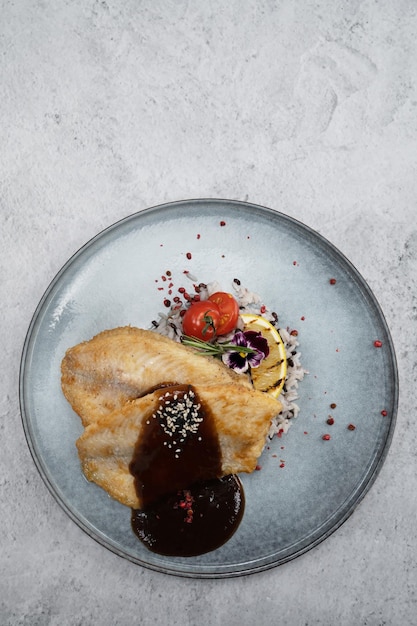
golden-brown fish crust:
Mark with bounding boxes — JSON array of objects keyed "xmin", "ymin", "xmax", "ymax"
[
  {"xmin": 76, "ymin": 382, "xmax": 281, "ymax": 509},
  {"xmin": 61, "ymin": 326, "xmax": 253, "ymax": 426}
]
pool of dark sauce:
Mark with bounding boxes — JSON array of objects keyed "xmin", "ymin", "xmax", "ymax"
[{"xmin": 129, "ymin": 384, "xmax": 245, "ymax": 557}]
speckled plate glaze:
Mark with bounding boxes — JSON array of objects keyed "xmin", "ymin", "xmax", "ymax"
[{"xmin": 20, "ymin": 199, "xmax": 398, "ymax": 578}]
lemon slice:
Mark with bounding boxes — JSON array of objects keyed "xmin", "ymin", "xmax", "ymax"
[{"xmin": 240, "ymin": 313, "xmax": 287, "ymax": 397}]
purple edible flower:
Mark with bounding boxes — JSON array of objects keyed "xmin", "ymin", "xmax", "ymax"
[{"xmin": 222, "ymin": 330, "xmax": 269, "ymax": 374}]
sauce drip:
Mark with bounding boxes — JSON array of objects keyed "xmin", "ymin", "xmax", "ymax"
[
  {"xmin": 131, "ymin": 475, "xmax": 244, "ymax": 557},
  {"xmin": 129, "ymin": 384, "xmax": 245, "ymax": 556}
]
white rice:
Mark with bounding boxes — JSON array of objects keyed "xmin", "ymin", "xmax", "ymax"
[{"xmin": 151, "ymin": 278, "xmax": 307, "ymax": 439}]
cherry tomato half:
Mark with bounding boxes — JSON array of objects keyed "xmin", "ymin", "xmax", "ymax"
[
  {"xmin": 207, "ymin": 292, "xmax": 239, "ymax": 335},
  {"xmin": 182, "ymin": 300, "xmax": 221, "ymax": 340}
]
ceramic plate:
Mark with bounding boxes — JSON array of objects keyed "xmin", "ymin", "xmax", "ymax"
[{"xmin": 20, "ymin": 199, "xmax": 398, "ymax": 578}]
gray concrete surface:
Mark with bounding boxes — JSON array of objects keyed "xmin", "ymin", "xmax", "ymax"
[{"xmin": 1, "ymin": 1, "xmax": 416, "ymax": 624}]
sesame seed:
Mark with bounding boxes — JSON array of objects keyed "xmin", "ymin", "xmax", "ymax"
[{"xmin": 154, "ymin": 386, "xmax": 204, "ymax": 456}]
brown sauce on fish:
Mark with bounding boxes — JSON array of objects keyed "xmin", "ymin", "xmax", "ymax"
[{"xmin": 129, "ymin": 384, "xmax": 245, "ymax": 556}]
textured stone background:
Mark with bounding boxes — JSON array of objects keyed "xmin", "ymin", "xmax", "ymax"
[{"xmin": 1, "ymin": 1, "xmax": 417, "ymax": 624}]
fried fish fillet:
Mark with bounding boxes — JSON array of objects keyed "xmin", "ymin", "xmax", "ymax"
[
  {"xmin": 61, "ymin": 326, "xmax": 253, "ymax": 426},
  {"xmin": 76, "ymin": 382, "xmax": 281, "ymax": 509}
]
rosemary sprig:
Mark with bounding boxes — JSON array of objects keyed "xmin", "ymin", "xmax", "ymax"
[{"xmin": 180, "ymin": 335, "xmax": 256, "ymax": 356}]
